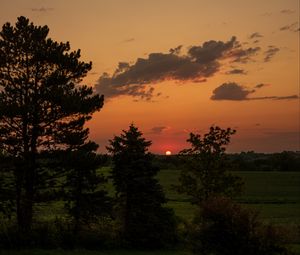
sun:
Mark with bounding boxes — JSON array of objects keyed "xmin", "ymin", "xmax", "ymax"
[{"xmin": 165, "ymin": 150, "xmax": 172, "ymax": 156}]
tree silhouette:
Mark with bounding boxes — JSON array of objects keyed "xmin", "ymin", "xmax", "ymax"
[
  {"xmin": 107, "ymin": 124, "xmax": 176, "ymax": 248},
  {"xmin": 0, "ymin": 16, "xmax": 103, "ymax": 234},
  {"xmin": 63, "ymin": 141, "xmax": 111, "ymax": 234},
  {"xmin": 177, "ymin": 126, "xmax": 243, "ymax": 203}
]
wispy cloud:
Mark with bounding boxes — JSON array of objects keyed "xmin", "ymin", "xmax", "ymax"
[
  {"xmin": 31, "ymin": 7, "xmax": 54, "ymax": 12},
  {"xmin": 280, "ymin": 9, "xmax": 295, "ymax": 15},
  {"xmin": 264, "ymin": 46, "xmax": 280, "ymax": 62},
  {"xmin": 280, "ymin": 22, "xmax": 299, "ymax": 32},
  {"xmin": 249, "ymin": 32, "xmax": 263, "ymax": 39},
  {"xmin": 211, "ymin": 82, "xmax": 298, "ymax": 101},
  {"xmin": 149, "ymin": 126, "xmax": 170, "ymax": 134},
  {"xmin": 254, "ymin": 83, "xmax": 268, "ymax": 89},
  {"xmin": 95, "ymin": 37, "xmax": 261, "ymax": 100},
  {"xmin": 225, "ymin": 69, "xmax": 247, "ymax": 75},
  {"xmin": 122, "ymin": 38, "xmax": 135, "ymax": 43}
]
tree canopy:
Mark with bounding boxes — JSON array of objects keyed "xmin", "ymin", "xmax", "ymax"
[
  {"xmin": 177, "ymin": 126, "xmax": 243, "ymax": 203},
  {"xmin": 0, "ymin": 16, "xmax": 104, "ymax": 233},
  {"xmin": 107, "ymin": 124, "xmax": 177, "ymax": 248}
]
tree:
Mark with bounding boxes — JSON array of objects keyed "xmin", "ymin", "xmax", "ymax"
[
  {"xmin": 177, "ymin": 126, "xmax": 243, "ymax": 204},
  {"xmin": 0, "ymin": 16, "xmax": 104, "ymax": 234},
  {"xmin": 63, "ymin": 141, "xmax": 111, "ymax": 234},
  {"xmin": 107, "ymin": 124, "xmax": 176, "ymax": 248}
]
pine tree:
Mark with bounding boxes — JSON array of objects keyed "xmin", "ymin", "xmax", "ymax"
[
  {"xmin": 107, "ymin": 124, "xmax": 176, "ymax": 248},
  {"xmin": 0, "ymin": 16, "xmax": 103, "ymax": 234},
  {"xmin": 63, "ymin": 140, "xmax": 111, "ymax": 234}
]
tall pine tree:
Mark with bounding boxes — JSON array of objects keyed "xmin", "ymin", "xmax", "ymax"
[
  {"xmin": 0, "ymin": 16, "xmax": 103, "ymax": 234},
  {"xmin": 107, "ymin": 124, "xmax": 176, "ymax": 249}
]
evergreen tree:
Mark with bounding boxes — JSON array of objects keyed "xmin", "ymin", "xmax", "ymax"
[
  {"xmin": 63, "ymin": 140, "xmax": 111, "ymax": 234},
  {"xmin": 107, "ymin": 124, "xmax": 176, "ymax": 248},
  {"xmin": 0, "ymin": 16, "xmax": 103, "ymax": 234}
]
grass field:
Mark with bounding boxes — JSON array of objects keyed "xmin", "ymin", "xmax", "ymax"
[
  {"xmin": 3, "ymin": 169, "xmax": 300, "ymax": 254},
  {"xmin": 158, "ymin": 169, "xmax": 300, "ymax": 222}
]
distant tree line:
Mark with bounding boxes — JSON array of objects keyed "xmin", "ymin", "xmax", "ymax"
[
  {"xmin": 154, "ymin": 151, "xmax": 300, "ymax": 172},
  {"xmin": 0, "ymin": 17, "xmax": 292, "ymax": 254}
]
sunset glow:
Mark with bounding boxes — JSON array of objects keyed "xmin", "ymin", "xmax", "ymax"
[{"xmin": 1, "ymin": 0, "xmax": 299, "ymax": 154}]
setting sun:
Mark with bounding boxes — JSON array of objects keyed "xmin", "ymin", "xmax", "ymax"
[{"xmin": 165, "ymin": 150, "xmax": 172, "ymax": 156}]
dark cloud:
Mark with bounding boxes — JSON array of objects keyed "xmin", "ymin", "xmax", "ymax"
[
  {"xmin": 210, "ymin": 82, "xmax": 255, "ymax": 100},
  {"xmin": 149, "ymin": 126, "xmax": 169, "ymax": 134},
  {"xmin": 225, "ymin": 69, "xmax": 247, "ymax": 75},
  {"xmin": 230, "ymin": 47, "xmax": 260, "ymax": 63},
  {"xmin": 31, "ymin": 7, "xmax": 54, "ymax": 12},
  {"xmin": 95, "ymin": 37, "xmax": 261, "ymax": 100},
  {"xmin": 264, "ymin": 46, "xmax": 280, "ymax": 62},
  {"xmin": 255, "ymin": 83, "xmax": 268, "ymax": 89},
  {"xmin": 249, "ymin": 32, "xmax": 263, "ymax": 39},
  {"xmin": 251, "ymin": 95, "xmax": 299, "ymax": 100},
  {"xmin": 280, "ymin": 9, "xmax": 295, "ymax": 14},
  {"xmin": 280, "ymin": 22, "xmax": 299, "ymax": 32},
  {"xmin": 211, "ymin": 82, "xmax": 298, "ymax": 101}
]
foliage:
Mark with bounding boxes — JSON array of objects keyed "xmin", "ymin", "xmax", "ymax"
[
  {"xmin": 177, "ymin": 126, "xmax": 243, "ymax": 203},
  {"xmin": 62, "ymin": 142, "xmax": 112, "ymax": 233},
  {"xmin": 186, "ymin": 196, "xmax": 292, "ymax": 255},
  {"xmin": 0, "ymin": 16, "xmax": 103, "ymax": 233},
  {"xmin": 230, "ymin": 151, "xmax": 300, "ymax": 172},
  {"xmin": 107, "ymin": 124, "xmax": 177, "ymax": 248}
]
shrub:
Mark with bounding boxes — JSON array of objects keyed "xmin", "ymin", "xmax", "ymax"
[{"xmin": 187, "ymin": 196, "xmax": 292, "ymax": 255}]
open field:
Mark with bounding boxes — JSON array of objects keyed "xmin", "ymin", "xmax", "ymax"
[
  {"xmin": 3, "ymin": 169, "xmax": 300, "ymax": 254},
  {"xmin": 158, "ymin": 169, "xmax": 300, "ymax": 222}
]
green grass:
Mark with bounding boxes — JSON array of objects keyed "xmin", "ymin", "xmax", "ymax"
[
  {"xmin": 157, "ymin": 169, "xmax": 300, "ymax": 221},
  {"xmin": 7, "ymin": 168, "xmax": 300, "ymax": 254}
]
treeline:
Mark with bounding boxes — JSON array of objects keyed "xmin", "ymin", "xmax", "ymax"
[
  {"xmin": 0, "ymin": 17, "xmax": 293, "ymax": 254},
  {"xmin": 154, "ymin": 151, "xmax": 300, "ymax": 172}
]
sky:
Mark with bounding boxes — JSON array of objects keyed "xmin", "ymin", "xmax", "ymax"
[{"xmin": 0, "ymin": 0, "xmax": 299, "ymax": 154}]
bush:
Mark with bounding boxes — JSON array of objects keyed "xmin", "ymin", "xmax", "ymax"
[{"xmin": 187, "ymin": 196, "xmax": 292, "ymax": 255}]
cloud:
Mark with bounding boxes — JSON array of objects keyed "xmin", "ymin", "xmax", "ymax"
[
  {"xmin": 31, "ymin": 7, "xmax": 54, "ymax": 12},
  {"xmin": 230, "ymin": 47, "xmax": 260, "ymax": 63},
  {"xmin": 280, "ymin": 9, "xmax": 295, "ymax": 14},
  {"xmin": 211, "ymin": 82, "xmax": 298, "ymax": 101},
  {"xmin": 251, "ymin": 95, "xmax": 299, "ymax": 100},
  {"xmin": 254, "ymin": 83, "xmax": 268, "ymax": 89},
  {"xmin": 95, "ymin": 37, "xmax": 261, "ymax": 100},
  {"xmin": 264, "ymin": 46, "xmax": 280, "ymax": 62},
  {"xmin": 122, "ymin": 38, "xmax": 135, "ymax": 43},
  {"xmin": 249, "ymin": 32, "xmax": 263, "ymax": 39},
  {"xmin": 149, "ymin": 126, "xmax": 170, "ymax": 134},
  {"xmin": 225, "ymin": 69, "xmax": 247, "ymax": 75},
  {"xmin": 280, "ymin": 22, "xmax": 299, "ymax": 32},
  {"xmin": 210, "ymin": 82, "xmax": 255, "ymax": 100}
]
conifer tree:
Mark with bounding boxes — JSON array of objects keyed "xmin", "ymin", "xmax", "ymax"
[
  {"xmin": 107, "ymin": 124, "xmax": 176, "ymax": 248},
  {"xmin": 0, "ymin": 16, "xmax": 103, "ymax": 233}
]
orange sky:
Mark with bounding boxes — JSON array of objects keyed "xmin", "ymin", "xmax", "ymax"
[{"xmin": 0, "ymin": 0, "xmax": 299, "ymax": 154}]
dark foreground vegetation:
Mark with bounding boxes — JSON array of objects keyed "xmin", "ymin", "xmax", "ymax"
[{"xmin": 0, "ymin": 17, "xmax": 299, "ymax": 254}]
